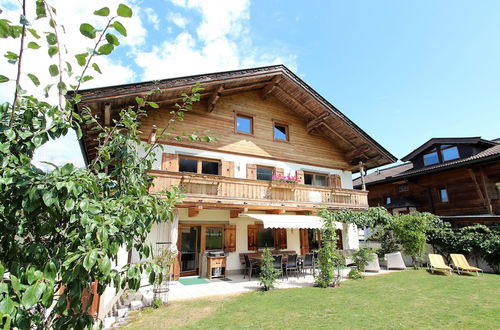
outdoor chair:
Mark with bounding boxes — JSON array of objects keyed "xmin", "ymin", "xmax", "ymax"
[
  {"xmin": 364, "ymin": 253, "xmax": 380, "ymax": 272},
  {"xmin": 450, "ymin": 254, "xmax": 483, "ymax": 276},
  {"xmin": 272, "ymin": 254, "xmax": 283, "ymax": 279},
  {"xmin": 243, "ymin": 254, "xmax": 260, "ymax": 281},
  {"xmin": 428, "ymin": 254, "xmax": 452, "ymax": 275},
  {"xmin": 384, "ymin": 252, "xmax": 407, "ymax": 270},
  {"xmin": 284, "ymin": 254, "xmax": 299, "ymax": 280},
  {"xmin": 302, "ymin": 253, "xmax": 315, "ymax": 277}
]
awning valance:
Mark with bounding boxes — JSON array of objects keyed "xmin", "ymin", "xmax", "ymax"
[{"xmin": 243, "ymin": 214, "xmax": 342, "ymax": 229}]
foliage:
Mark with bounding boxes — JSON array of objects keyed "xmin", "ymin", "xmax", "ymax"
[
  {"xmin": 259, "ymin": 248, "xmax": 280, "ymax": 291},
  {"xmin": 347, "ymin": 268, "xmax": 364, "ymax": 280},
  {"xmin": 0, "ymin": 2, "xmax": 206, "ymax": 329},
  {"xmin": 151, "ymin": 298, "xmax": 162, "ymax": 309},
  {"xmin": 352, "ymin": 248, "xmax": 376, "ymax": 272},
  {"xmin": 427, "ymin": 219, "xmax": 500, "ymax": 272},
  {"xmin": 315, "ymin": 209, "xmax": 339, "ymax": 288},
  {"xmin": 271, "ymin": 174, "xmax": 299, "ymax": 184}
]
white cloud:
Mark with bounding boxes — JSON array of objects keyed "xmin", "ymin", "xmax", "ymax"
[
  {"xmin": 144, "ymin": 7, "xmax": 160, "ymax": 30},
  {"xmin": 168, "ymin": 12, "xmax": 189, "ymax": 29},
  {"xmin": 135, "ymin": 0, "xmax": 297, "ymax": 80}
]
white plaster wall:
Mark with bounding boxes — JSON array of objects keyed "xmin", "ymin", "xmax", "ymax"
[
  {"xmin": 138, "ymin": 144, "xmax": 354, "ymax": 189},
  {"xmin": 343, "ymin": 223, "xmax": 360, "ymax": 250}
]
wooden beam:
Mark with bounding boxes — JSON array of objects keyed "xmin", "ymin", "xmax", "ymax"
[
  {"xmin": 103, "ymin": 104, "xmax": 111, "ymax": 126},
  {"xmin": 188, "ymin": 206, "xmax": 203, "ymax": 217},
  {"xmin": 346, "ymin": 145, "xmax": 371, "ymax": 162},
  {"xmin": 261, "ymin": 75, "xmax": 282, "ymax": 99},
  {"xmin": 207, "ymin": 85, "xmax": 224, "ymax": 112},
  {"xmin": 148, "ymin": 125, "xmax": 158, "ymax": 144},
  {"xmin": 306, "ymin": 113, "xmax": 329, "ymax": 133},
  {"xmin": 266, "ymin": 209, "xmax": 286, "ymax": 214},
  {"xmin": 468, "ymin": 169, "xmax": 488, "ymax": 210},
  {"xmin": 230, "ymin": 208, "xmax": 248, "ymax": 218},
  {"xmin": 479, "ymin": 168, "xmax": 493, "ymax": 214}
]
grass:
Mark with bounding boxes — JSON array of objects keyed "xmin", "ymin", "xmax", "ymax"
[{"xmin": 126, "ymin": 270, "xmax": 499, "ymax": 329}]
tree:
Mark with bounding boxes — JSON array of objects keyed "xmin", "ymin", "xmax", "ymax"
[
  {"xmin": 315, "ymin": 209, "xmax": 340, "ymax": 288},
  {"xmin": 259, "ymin": 248, "xmax": 280, "ymax": 291},
  {"xmin": 0, "ymin": 2, "xmax": 209, "ymax": 328}
]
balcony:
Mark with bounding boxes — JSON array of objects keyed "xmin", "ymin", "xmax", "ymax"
[{"xmin": 149, "ymin": 170, "xmax": 368, "ymax": 211}]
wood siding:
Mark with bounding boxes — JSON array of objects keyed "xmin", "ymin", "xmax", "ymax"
[{"xmin": 140, "ymin": 90, "xmax": 350, "ymax": 169}]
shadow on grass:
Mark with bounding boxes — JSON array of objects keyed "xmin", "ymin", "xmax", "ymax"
[{"xmin": 425, "ymin": 269, "xmax": 452, "ymax": 276}]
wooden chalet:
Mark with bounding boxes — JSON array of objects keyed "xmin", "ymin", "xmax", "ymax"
[
  {"xmin": 76, "ymin": 65, "xmax": 395, "ymax": 316},
  {"xmin": 354, "ymin": 137, "xmax": 500, "ymax": 227}
]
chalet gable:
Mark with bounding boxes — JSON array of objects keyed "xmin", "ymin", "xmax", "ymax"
[{"xmin": 74, "ymin": 65, "xmax": 396, "ymax": 169}]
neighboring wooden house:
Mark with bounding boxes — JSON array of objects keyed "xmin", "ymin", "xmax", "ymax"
[
  {"xmin": 76, "ymin": 65, "xmax": 395, "ymax": 315},
  {"xmin": 354, "ymin": 137, "xmax": 500, "ymax": 227}
]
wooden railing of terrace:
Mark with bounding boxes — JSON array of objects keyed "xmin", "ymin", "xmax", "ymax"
[{"xmin": 149, "ymin": 170, "xmax": 368, "ymax": 212}]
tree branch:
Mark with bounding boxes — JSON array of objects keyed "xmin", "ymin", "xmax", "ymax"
[{"xmin": 9, "ymin": 0, "xmax": 27, "ymax": 127}]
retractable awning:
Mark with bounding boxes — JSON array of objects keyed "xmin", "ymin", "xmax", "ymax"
[{"xmin": 244, "ymin": 214, "xmax": 342, "ymax": 229}]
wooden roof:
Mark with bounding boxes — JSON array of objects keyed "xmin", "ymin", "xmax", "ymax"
[{"xmin": 73, "ymin": 65, "xmax": 396, "ymax": 170}]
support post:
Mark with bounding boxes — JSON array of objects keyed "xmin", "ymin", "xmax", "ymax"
[{"xmin": 359, "ymin": 161, "xmax": 366, "ymax": 191}]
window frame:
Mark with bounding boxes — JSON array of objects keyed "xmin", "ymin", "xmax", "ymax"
[
  {"xmin": 272, "ymin": 120, "xmax": 290, "ymax": 142},
  {"xmin": 423, "ymin": 148, "xmax": 439, "ymax": 166},
  {"xmin": 234, "ymin": 112, "xmax": 255, "ymax": 136},
  {"xmin": 439, "ymin": 188, "xmax": 449, "ymax": 203},
  {"xmin": 204, "ymin": 225, "xmax": 224, "ymax": 251},
  {"xmin": 178, "ymin": 155, "xmax": 221, "ymax": 175},
  {"xmin": 256, "ymin": 165, "xmax": 274, "ymax": 181},
  {"xmin": 440, "ymin": 145, "xmax": 460, "ymax": 162},
  {"xmin": 303, "ymin": 171, "xmax": 329, "ymax": 187},
  {"xmin": 384, "ymin": 196, "xmax": 392, "ymax": 204},
  {"xmin": 257, "ymin": 227, "xmax": 275, "ymax": 249}
]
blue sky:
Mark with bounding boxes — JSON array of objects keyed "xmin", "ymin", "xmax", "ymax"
[{"xmin": 1, "ymin": 0, "xmax": 499, "ymax": 169}]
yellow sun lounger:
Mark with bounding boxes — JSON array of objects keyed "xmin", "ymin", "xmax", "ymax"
[
  {"xmin": 428, "ymin": 254, "xmax": 452, "ymax": 275},
  {"xmin": 450, "ymin": 254, "xmax": 483, "ymax": 276}
]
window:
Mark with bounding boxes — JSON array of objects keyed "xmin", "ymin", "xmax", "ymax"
[
  {"xmin": 205, "ymin": 227, "xmax": 223, "ymax": 250},
  {"xmin": 304, "ymin": 172, "xmax": 328, "ymax": 187},
  {"xmin": 385, "ymin": 196, "xmax": 392, "ymax": 204},
  {"xmin": 439, "ymin": 188, "xmax": 449, "ymax": 203},
  {"xmin": 308, "ymin": 229, "xmax": 321, "ymax": 251},
  {"xmin": 235, "ymin": 113, "xmax": 253, "ymax": 134},
  {"xmin": 273, "ymin": 122, "xmax": 289, "ymax": 141},
  {"xmin": 441, "ymin": 145, "xmax": 459, "ymax": 162},
  {"xmin": 256, "ymin": 166, "xmax": 273, "ymax": 181},
  {"xmin": 423, "ymin": 148, "xmax": 439, "ymax": 166},
  {"xmin": 179, "ymin": 156, "xmax": 220, "ymax": 175},
  {"xmin": 397, "ymin": 184, "xmax": 409, "ymax": 192},
  {"xmin": 258, "ymin": 228, "xmax": 274, "ymax": 248}
]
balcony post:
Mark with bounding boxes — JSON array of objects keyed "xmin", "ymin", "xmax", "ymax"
[{"xmin": 359, "ymin": 161, "xmax": 366, "ymax": 191}]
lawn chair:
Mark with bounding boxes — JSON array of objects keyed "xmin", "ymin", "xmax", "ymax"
[
  {"xmin": 364, "ymin": 253, "xmax": 380, "ymax": 272},
  {"xmin": 428, "ymin": 254, "xmax": 452, "ymax": 275},
  {"xmin": 384, "ymin": 252, "xmax": 407, "ymax": 270},
  {"xmin": 450, "ymin": 254, "xmax": 483, "ymax": 276}
]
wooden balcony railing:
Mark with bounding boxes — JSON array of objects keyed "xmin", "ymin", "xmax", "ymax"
[{"xmin": 149, "ymin": 170, "xmax": 368, "ymax": 210}]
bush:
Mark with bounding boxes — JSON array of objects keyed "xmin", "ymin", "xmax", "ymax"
[
  {"xmin": 352, "ymin": 248, "xmax": 376, "ymax": 272},
  {"xmin": 152, "ymin": 298, "xmax": 162, "ymax": 309},
  {"xmin": 348, "ymin": 268, "xmax": 364, "ymax": 280},
  {"xmin": 259, "ymin": 248, "xmax": 280, "ymax": 291}
]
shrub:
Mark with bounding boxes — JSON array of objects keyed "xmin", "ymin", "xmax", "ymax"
[
  {"xmin": 152, "ymin": 298, "xmax": 162, "ymax": 309},
  {"xmin": 348, "ymin": 268, "xmax": 364, "ymax": 280},
  {"xmin": 352, "ymin": 248, "xmax": 376, "ymax": 272},
  {"xmin": 259, "ymin": 248, "xmax": 280, "ymax": 291}
]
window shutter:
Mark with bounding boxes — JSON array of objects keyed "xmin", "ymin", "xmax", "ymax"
[
  {"xmin": 299, "ymin": 229, "xmax": 309, "ymax": 255},
  {"xmin": 221, "ymin": 161, "xmax": 234, "ymax": 177},
  {"xmin": 246, "ymin": 164, "xmax": 257, "ymax": 180},
  {"xmin": 162, "ymin": 153, "xmax": 179, "ymax": 171},
  {"xmin": 273, "ymin": 167, "xmax": 284, "ymax": 177},
  {"xmin": 247, "ymin": 224, "xmax": 258, "ymax": 250},
  {"xmin": 274, "ymin": 228, "xmax": 287, "ymax": 250},
  {"xmin": 224, "ymin": 224, "xmax": 236, "ymax": 252},
  {"xmin": 328, "ymin": 174, "xmax": 342, "ymax": 188},
  {"xmin": 296, "ymin": 170, "xmax": 304, "ymax": 184}
]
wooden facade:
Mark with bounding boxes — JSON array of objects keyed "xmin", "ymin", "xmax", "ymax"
[{"xmin": 355, "ymin": 138, "xmax": 500, "ymax": 226}]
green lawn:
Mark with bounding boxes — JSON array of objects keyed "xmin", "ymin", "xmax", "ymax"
[{"xmin": 126, "ymin": 270, "xmax": 499, "ymax": 329}]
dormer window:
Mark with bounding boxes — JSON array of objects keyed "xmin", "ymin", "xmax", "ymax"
[
  {"xmin": 441, "ymin": 145, "xmax": 459, "ymax": 162},
  {"xmin": 423, "ymin": 148, "xmax": 439, "ymax": 166}
]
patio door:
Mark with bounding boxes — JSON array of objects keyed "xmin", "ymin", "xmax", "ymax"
[{"xmin": 179, "ymin": 226, "xmax": 201, "ymax": 276}]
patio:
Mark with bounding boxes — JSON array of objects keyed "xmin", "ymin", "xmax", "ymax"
[{"xmin": 140, "ymin": 268, "xmax": 399, "ymax": 302}]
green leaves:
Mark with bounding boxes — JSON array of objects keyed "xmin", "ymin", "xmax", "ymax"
[
  {"xmin": 48, "ymin": 64, "xmax": 59, "ymax": 77},
  {"xmin": 99, "ymin": 256, "xmax": 111, "ymax": 275},
  {"xmin": 27, "ymin": 41, "xmax": 40, "ymax": 49},
  {"xmin": 117, "ymin": 4, "xmax": 133, "ymax": 18},
  {"xmin": 75, "ymin": 52, "xmax": 88, "ymax": 66},
  {"xmin": 4, "ymin": 51, "xmax": 18, "ymax": 64},
  {"xmin": 112, "ymin": 21, "xmax": 127, "ymax": 36},
  {"xmin": 45, "ymin": 32, "xmax": 57, "ymax": 45},
  {"xmin": 93, "ymin": 7, "xmax": 110, "ymax": 17},
  {"xmin": 64, "ymin": 199, "xmax": 75, "ymax": 211},
  {"xmin": 83, "ymin": 250, "xmax": 98, "ymax": 271},
  {"xmin": 0, "ymin": 75, "xmax": 9, "ymax": 83},
  {"xmin": 4, "ymin": 129, "xmax": 15, "ymax": 141},
  {"xmin": 36, "ymin": 0, "xmax": 47, "ymax": 19},
  {"xmin": 27, "ymin": 73, "xmax": 40, "ymax": 87},
  {"xmin": 105, "ymin": 33, "xmax": 120, "ymax": 46},
  {"xmin": 98, "ymin": 43, "xmax": 114, "ymax": 55},
  {"xmin": 92, "ymin": 63, "xmax": 102, "ymax": 74},
  {"xmin": 79, "ymin": 23, "xmax": 96, "ymax": 39},
  {"xmin": 42, "ymin": 191, "xmax": 55, "ymax": 207},
  {"xmin": 48, "ymin": 46, "xmax": 58, "ymax": 57},
  {"xmin": 22, "ymin": 282, "xmax": 46, "ymax": 309}
]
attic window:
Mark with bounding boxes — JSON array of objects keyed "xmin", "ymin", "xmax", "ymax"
[
  {"xmin": 423, "ymin": 148, "xmax": 439, "ymax": 166},
  {"xmin": 235, "ymin": 113, "xmax": 254, "ymax": 135},
  {"xmin": 441, "ymin": 145, "xmax": 459, "ymax": 162},
  {"xmin": 273, "ymin": 122, "xmax": 289, "ymax": 141}
]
